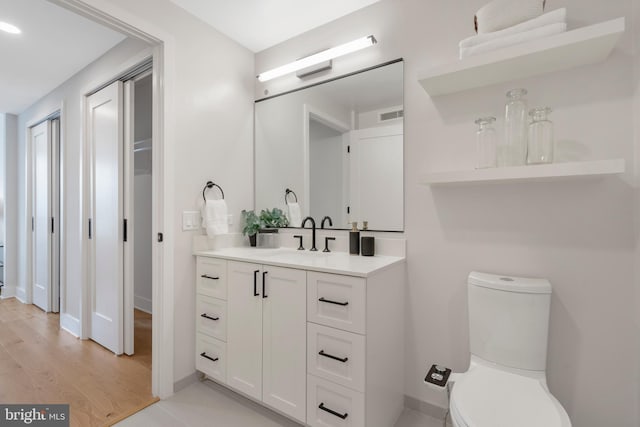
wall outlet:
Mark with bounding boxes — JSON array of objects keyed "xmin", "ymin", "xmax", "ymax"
[
  {"xmin": 182, "ymin": 211, "xmax": 201, "ymax": 231},
  {"xmin": 424, "ymin": 364, "xmax": 452, "ymax": 388}
]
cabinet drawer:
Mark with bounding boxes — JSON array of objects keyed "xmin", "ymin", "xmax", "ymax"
[
  {"xmin": 196, "ymin": 295, "xmax": 227, "ymax": 341},
  {"xmin": 196, "ymin": 257, "xmax": 227, "ymax": 299},
  {"xmin": 307, "ymin": 323, "xmax": 365, "ymax": 392},
  {"xmin": 307, "ymin": 375, "xmax": 365, "ymax": 427},
  {"xmin": 196, "ymin": 333, "xmax": 226, "ymax": 383},
  {"xmin": 307, "ymin": 272, "xmax": 366, "ymax": 334}
]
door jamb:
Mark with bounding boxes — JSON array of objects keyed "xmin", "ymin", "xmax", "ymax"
[{"xmin": 52, "ymin": 0, "xmax": 175, "ymax": 398}]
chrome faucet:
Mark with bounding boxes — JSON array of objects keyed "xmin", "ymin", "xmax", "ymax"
[
  {"xmin": 320, "ymin": 216, "xmax": 333, "ymax": 229},
  {"xmin": 301, "ymin": 216, "xmax": 317, "ymax": 251}
]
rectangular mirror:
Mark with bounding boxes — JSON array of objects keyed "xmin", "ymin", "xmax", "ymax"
[{"xmin": 255, "ymin": 59, "xmax": 404, "ymax": 232}]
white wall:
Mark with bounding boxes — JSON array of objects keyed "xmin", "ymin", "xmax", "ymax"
[
  {"xmin": 3, "ymin": 113, "xmax": 17, "ymax": 296},
  {"xmin": 632, "ymin": 0, "xmax": 640, "ymax": 423},
  {"xmin": 0, "ymin": 114, "xmax": 5, "ymax": 245},
  {"xmin": 98, "ymin": 0, "xmax": 255, "ymax": 383},
  {"xmin": 256, "ymin": 1, "xmax": 638, "ymax": 426},
  {"xmin": 17, "ymin": 37, "xmax": 151, "ymax": 333}
]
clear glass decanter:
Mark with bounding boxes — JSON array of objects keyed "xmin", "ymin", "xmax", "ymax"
[
  {"xmin": 527, "ymin": 107, "xmax": 554, "ymax": 164},
  {"xmin": 475, "ymin": 116, "xmax": 497, "ymax": 169},
  {"xmin": 503, "ymin": 88, "xmax": 528, "ymax": 166}
]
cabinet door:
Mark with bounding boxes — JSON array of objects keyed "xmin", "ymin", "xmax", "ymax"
[
  {"xmin": 262, "ymin": 266, "xmax": 307, "ymax": 422},
  {"xmin": 226, "ymin": 261, "xmax": 263, "ymax": 400}
]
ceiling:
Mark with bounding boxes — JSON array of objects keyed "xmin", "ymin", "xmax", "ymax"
[
  {"xmin": 0, "ymin": 0, "xmax": 126, "ymax": 114},
  {"xmin": 169, "ymin": 0, "xmax": 383, "ymax": 52}
]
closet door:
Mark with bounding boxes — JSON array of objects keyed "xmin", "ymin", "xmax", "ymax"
[
  {"xmin": 87, "ymin": 81, "xmax": 124, "ymax": 354},
  {"xmin": 31, "ymin": 121, "xmax": 51, "ymax": 312}
]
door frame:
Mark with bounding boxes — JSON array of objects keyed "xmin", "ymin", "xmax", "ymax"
[
  {"xmin": 25, "ymin": 107, "xmax": 64, "ymax": 316},
  {"xmin": 51, "ymin": 0, "xmax": 176, "ymax": 398},
  {"xmin": 302, "ymin": 104, "xmax": 350, "ymax": 216}
]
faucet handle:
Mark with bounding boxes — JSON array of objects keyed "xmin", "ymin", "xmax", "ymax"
[
  {"xmin": 323, "ymin": 237, "xmax": 336, "ymax": 253},
  {"xmin": 293, "ymin": 235, "xmax": 304, "ymax": 250}
]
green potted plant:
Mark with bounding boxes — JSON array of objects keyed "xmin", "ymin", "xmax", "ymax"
[
  {"xmin": 259, "ymin": 208, "xmax": 289, "ymax": 228},
  {"xmin": 241, "ymin": 209, "xmax": 261, "ymax": 247}
]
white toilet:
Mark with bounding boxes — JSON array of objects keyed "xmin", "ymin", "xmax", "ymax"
[{"xmin": 449, "ymin": 271, "xmax": 571, "ymax": 427}]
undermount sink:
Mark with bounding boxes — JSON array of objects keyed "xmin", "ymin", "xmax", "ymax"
[{"xmin": 258, "ymin": 248, "xmax": 338, "ymax": 261}]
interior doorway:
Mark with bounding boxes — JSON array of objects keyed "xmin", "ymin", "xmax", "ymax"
[
  {"xmin": 86, "ymin": 64, "xmax": 153, "ymax": 358},
  {"xmin": 29, "ymin": 116, "xmax": 61, "ymax": 313}
]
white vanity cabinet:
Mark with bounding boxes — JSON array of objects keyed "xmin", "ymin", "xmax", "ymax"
[
  {"xmin": 226, "ymin": 260, "xmax": 307, "ymax": 422},
  {"xmin": 194, "ymin": 249, "xmax": 405, "ymax": 427}
]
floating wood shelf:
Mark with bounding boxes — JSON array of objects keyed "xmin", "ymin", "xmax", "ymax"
[
  {"xmin": 420, "ymin": 159, "xmax": 625, "ymax": 186},
  {"xmin": 418, "ymin": 18, "xmax": 625, "ymax": 96}
]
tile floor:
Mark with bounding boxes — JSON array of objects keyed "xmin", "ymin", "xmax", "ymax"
[{"xmin": 115, "ymin": 380, "xmax": 447, "ymax": 427}]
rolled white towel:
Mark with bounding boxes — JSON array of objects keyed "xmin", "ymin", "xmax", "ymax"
[
  {"xmin": 287, "ymin": 202, "xmax": 302, "ymax": 228},
  {"xmin": 201, "ymin": 199, "xmax": 229, "ymax": 237},
  {"xmin": 476, "ymin": 0, "xmax": 544, "ymax": 34},
  {"xmin": 460, "ymin": 22, "xmax": 567, "ymax": 59},
  {"xmin": 461, "ymin": 8, "xmax": 566, "ymax": 49}
]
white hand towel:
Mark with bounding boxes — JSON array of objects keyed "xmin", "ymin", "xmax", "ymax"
[
  {"xmin": 287, "ymin": 202, "xmax": 302, "ymax": 228},
  {"xmin": 201, "ymin": 199, "xmax": 229, "ymax": 237},
  {"xmin": 460, "ymin": 22, "xmax": 567, "ymax": 59},
  {"xmin": 461, "ymin": 8, "xmax": 566, "ymax": 49},
  {"xmin": 476, "ymin": 0, "xmax": 544, "ymax": 34}
]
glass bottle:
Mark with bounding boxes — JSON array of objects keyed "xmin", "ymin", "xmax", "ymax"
[
  {"xmin": 504, "ymin": 88, "xmax": 528, "ymax": 166},
  {"xmin": 527, "ymin": 107, "xmax": 554, "ymax": 164},
  {"xmin": 475, "ymin": 116, "xmax": 497, "ymax": 169}
]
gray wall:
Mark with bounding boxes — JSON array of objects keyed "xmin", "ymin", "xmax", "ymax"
[{"xmin": 256, "ymin": 0, "xmax": 638, "ymax": 425}]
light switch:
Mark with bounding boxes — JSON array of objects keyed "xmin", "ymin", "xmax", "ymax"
[{"xmin": 182, "ymin": 211, "xmax": 201, "ymax": 231}]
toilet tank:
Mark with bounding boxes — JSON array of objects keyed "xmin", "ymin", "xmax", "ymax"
[{"xmin": 468, "ymin": 271, "xmax": 551, "ymax": 372}]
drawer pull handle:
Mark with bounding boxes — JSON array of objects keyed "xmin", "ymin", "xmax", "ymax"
[
  {"xmin": 200, "ymin": 313, "xmax": 219, "ymax": 321},
  {"xmin": 319, "ymin": 297, "xmax": 349, "ymax": 306},
  {"xmin": 319, "ymin": 350, "xmax": 348, "ymax": 363},
  {"xmin": 200, "ymin": 352, "xmax": 219, "ymax": 362},
  {"xmin": 262, "ymin": 271, "xmax": 268, "ymax": 298},
  {"xmin": 201, "ymin": 274, "xmax": 220, "ymax": 280},
  {"xmin": 318, "ymin": 402, "xmax": 348, "ymax": 419},
  {"xmin": 253, "ymin": 270, "xmax": 260, "ymax": 296}
]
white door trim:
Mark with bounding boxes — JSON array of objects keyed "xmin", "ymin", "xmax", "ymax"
[
  {"xmin": 52, "ymin": 0, "xmax": 175, "ymax": 398},
  {"xmin": 302, "ymin": 104, "xmax": 350, "ymax": 217}
]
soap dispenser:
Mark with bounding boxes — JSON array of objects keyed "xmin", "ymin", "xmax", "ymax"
[{"xmin": 349, "ymin": 222, "xmax": 360, "ymax": 255}]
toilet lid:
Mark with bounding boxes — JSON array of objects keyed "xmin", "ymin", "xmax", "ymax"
[{"xmin": 451, "ymin": 366, "xmax": 570, "ymax": 427}]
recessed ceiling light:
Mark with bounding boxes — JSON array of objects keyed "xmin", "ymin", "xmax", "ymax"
[{"xmin": 0, "ymin": 22, "xmax": 21, "ymax": 35}]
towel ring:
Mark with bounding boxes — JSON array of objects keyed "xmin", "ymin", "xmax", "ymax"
[
  {"xmin": 203, "ymin": 181, "xmax": 225, "ymax": 201},
  {"xmin": 285, "ymin": 188, "xmax": 298, "ymax": 204}
]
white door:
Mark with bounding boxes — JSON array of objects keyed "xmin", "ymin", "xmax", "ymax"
[
  {"xmin": 349, "ymin": 124, "xmax": 403, "ymax": 230},
  {"xmin": 123, "ymin": 79, "xmax": 135, "ymax": 355},
  {"xmin": 88, "ymin": 81, "xmax": 124, "ymax": 354},
  {"xmin": 262, "ymin": 266, "xmax": 307, "ymax": 422},
  {"xmin": 31, "ymin": 121, "xmax": 51, "ymax": 312},
  {"xmin": 227, "ymin": 261, "xmax": 263, "ymax": 400}
]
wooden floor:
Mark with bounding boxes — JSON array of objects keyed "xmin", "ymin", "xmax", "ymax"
[{"xmin": 0, "ymin": 298, "xmax": 156, "ymax": 426}]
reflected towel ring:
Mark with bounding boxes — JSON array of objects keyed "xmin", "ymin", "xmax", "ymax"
[
  {"xmin": 285, "ymin": 188, "xmax": 298, "ymax": 204},
  {"xmin": 203, "ymin": 181, "xmax": 225, "ymax": 201}
]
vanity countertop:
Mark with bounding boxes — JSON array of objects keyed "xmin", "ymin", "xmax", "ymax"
[{"xmin": 193, "ymin": 247, "xmax": 405, "ymax": 278}]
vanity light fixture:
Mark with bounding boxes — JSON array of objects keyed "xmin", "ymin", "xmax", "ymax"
[
  {"xmin": 257, "ymin": 35, "xmax": 377, "ymax": 82},
  {"xmin": 0, "ymin": 21, "xmax": 21, "ymax": 34}
]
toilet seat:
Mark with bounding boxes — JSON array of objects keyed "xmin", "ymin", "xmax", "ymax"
[{"xmin": 450, "ymin": 365, "xmax": 571, "ymax": 427}]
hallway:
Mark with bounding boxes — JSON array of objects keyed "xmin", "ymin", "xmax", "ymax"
[{"xmin": 0, "ymin": 298, "xmax": 155, "ymax": 426}]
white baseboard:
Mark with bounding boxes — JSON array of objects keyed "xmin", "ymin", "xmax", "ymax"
[
  {"xmin": 404, "ymin": 394, "xmax": 448, "ymax": 420},
  {"xmin": 174, "ymin": 371, "xmax": 199, "ymax": 393},
  {"xmin": 0, "ymin": 285, "xmax": 15, "ymax": 299},
  {"xmin": 15, "ymin": 287, "xmax": 27, "ymax": 303},
  {"xmin": 134, "ymin": 295, "xmax": 152, "ymax": 314},
  {"xmin": 60, "ymin": 313, "xmax": 81, "ymax": 337}
]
